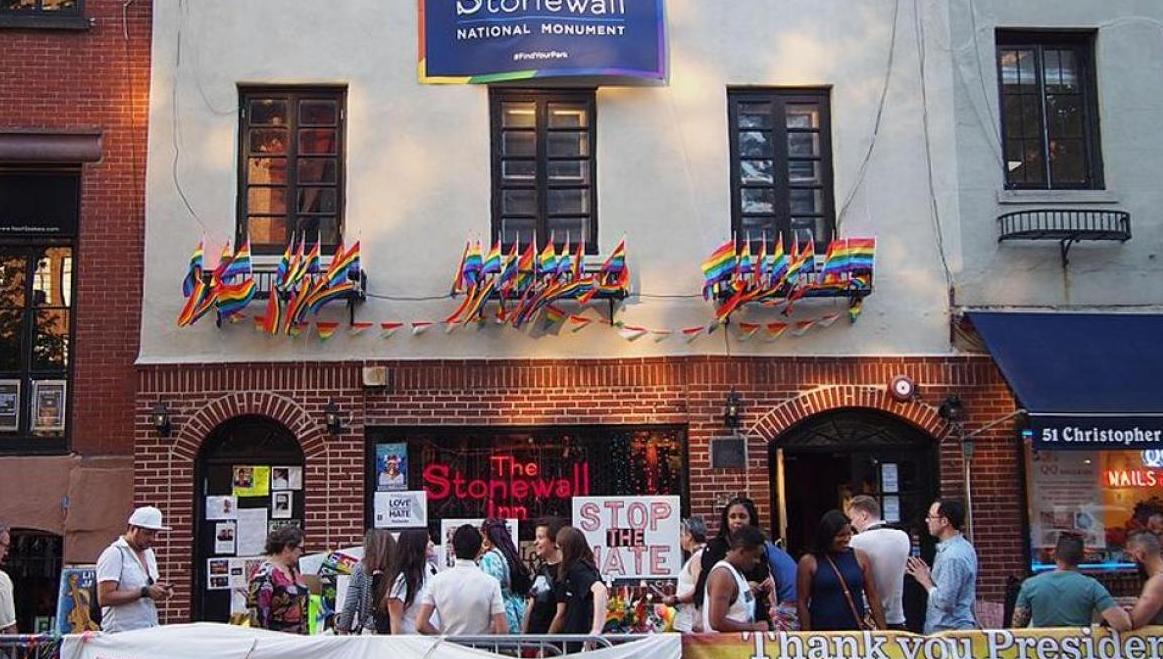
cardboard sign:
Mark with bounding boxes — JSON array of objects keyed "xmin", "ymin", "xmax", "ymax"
[
  {"xmin": 374, "ymin": 490, "xmax": 428, "ymax": 529},
  {"xmin": 572, "ymin": 495, "xmax": 680, "ymax": 579}
]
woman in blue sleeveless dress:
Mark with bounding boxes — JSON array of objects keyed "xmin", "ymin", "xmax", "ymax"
[{"xmin": 796, "ymin": 509, "xmax": 887, "ymax": 631}]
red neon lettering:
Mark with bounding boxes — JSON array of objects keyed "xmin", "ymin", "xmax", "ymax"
[{"xmin": 424, "ymin": 464, "xmax": 450, "ymax": 500}]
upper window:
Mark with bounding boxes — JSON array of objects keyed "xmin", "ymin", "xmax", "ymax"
[
  {"xmin": 997, "ymin": 31, "xmax": 1102, "ymax": 190},
  {"xmin": 728, "ymin": 89, "xmax": 835, "ymax": 252},
  {"xmin": 237, "ymin": 87, "xmax": 346, "ymax": 256},
  {"xmin": 490, "ymin": 89, "xmax": 597, "ymax": 253}
]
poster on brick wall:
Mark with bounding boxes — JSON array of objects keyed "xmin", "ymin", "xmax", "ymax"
[{"xmin": 572, "ymin": 495, "xmax": 681, "ymax": 579}]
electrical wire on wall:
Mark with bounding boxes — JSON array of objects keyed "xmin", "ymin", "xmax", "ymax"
[{"xmin": 912, "ymin": 0, "xmax": 954, "ymax": 293}]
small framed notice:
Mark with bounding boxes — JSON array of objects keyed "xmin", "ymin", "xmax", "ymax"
[
  {"xmin": 0, "ymin": 380, "xmax": 18, "ymax": 431},
  {"xmin": 32, "ymin": 380, "xmax": 66, "ymax": 432},
  {"xmin": 880, "ymin": 463, "xmax": 899, "ymax": 493}
]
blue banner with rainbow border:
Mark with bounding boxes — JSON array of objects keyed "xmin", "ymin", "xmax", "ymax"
[{"xmin": 419, "ymin": 0, "xmax": 667, "ymax": 83}]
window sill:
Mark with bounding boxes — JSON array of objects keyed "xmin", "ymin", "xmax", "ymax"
[
  {"xmin": 0, "ymin": 13, "xmax": 91, "ymax": 31},
  {"xmin": 997, "ymin": 189, "xmax": 1120, "ymax": 205}
]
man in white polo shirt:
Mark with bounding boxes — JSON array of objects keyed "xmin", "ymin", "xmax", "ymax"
[
  {"xmin": 417, "ymin": 523, "xmax": 507, "ymax": 635},
  {"xmin": 96, "ymin": 506, "xmax": 174, "ymax": 633},
  {"xmin": 847, "ymin": 495, "xmax": 910, "ymax": 630}
]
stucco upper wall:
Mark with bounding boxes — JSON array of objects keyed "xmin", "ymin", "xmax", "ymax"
[
  {"xmin": 948, "ymin": 0, "xmax": 1163, "ymax": 308},
  {"xmin": 141, "ymin": 0, "xmax": 962, "ymax": 363}
]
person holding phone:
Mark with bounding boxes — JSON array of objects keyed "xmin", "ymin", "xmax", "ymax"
[{"xmin": 96, "ymin": 507, "xmax": 174, "ymax": 633}]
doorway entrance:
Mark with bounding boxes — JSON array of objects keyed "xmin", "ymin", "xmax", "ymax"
[
  {"xmin": 771, "ymin": 410, "xmax": 939, "ymax": 555},
  {"xmin": 193, "ymin": 416, "xmax": 303, "ymax": 622}
]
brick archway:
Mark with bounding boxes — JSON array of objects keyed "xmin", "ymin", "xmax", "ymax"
[
  {"xmin": 170, "ymin": 392, "xmax": 328, "ymax": 461},
  {"xmin": 746, "ymin": 385, "xmax": 952, "ymax": 443}
]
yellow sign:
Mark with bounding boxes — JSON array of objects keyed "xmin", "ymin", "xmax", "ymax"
[
  {"xmin": 232, "ymin": 466, "xmax": 271, "ymax": 498},
  {"xmin": 682, "ymin": 627, "xmax": 1163, "ymax": 659}
]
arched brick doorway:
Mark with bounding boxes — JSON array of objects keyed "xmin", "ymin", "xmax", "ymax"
[{"xmin": 192, "ymin": 415, "xmax": 303, "ymax": 622}]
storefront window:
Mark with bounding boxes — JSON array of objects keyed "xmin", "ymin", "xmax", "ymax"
[
  {"xmin": 1026, "ymin": 446, "xmax": 1163, "ymax": 571},
  {"xmin": 367, "ymin": 427, "xmax": 687, "ymax": 543}
]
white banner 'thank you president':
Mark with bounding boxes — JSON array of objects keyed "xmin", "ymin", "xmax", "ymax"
[
  {"xmin": 374, "ymin": 490, "xmax": 428, "ymax": 529},
  {"xmin": 572, "ymin": 495, "xmax": 681, "ymax": 579}
]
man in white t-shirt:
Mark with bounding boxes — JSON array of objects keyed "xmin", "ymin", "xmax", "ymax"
[
  {"xmin": 96, "ymin": 506, "xmax": 174, "ymax": 633},
  {"xmin": 0, "ymin": 522, "xmax": 16, "ymax": 633},
  {"xmin": 417, "ymin": 524, "xmax": 507, "ymax": 635},
  {"xmin": 847, "ymin": 495, "xmax": 910, "ymax": 630}
]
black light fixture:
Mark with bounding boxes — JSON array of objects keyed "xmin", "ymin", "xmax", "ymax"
[
  {"xmin": 938, "ymin": 394, "xmax": 964, "ymax": 423},
  {"xmin": 723, "ymin": 388, "xmax": 743, "ymax": 429},
  {"xmin": 324, "ymin": 399, "xmax": 343, "ymax": 435},
  {"xmin": 151, "ymin": 402, "xmax": 171, "ymax": 437}
]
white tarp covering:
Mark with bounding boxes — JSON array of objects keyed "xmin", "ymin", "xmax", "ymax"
[{"xmin": 60, "ymin": 623, "xmax": 682, "ymax": 659}]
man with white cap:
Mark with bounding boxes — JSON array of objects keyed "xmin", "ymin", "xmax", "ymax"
[{"xmin": 96, "ymin": 506, "xmax": 173, "ymax": 632}]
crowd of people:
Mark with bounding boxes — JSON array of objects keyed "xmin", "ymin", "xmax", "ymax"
[{"xmin": 2, "ymin": 497, "xmax": 1162, "ymax": 640}]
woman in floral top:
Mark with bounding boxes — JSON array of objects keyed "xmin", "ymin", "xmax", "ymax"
[
  {"xmin": 247, "ymin": 525, "xmax": 308, "ymax": 634},
  {"xmin": 479, "ymin": 518, "xmax": 530, "ymax": 634}
]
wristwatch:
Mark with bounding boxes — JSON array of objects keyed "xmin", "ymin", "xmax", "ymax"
[{"xmin": 140, "ymin": 586, "xmax": 150, "ymax": 599}]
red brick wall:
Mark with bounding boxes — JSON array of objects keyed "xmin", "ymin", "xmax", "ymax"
[
  {"xmin": 0, "ymin": 0, "xmax": 152, "ymax": 456},
  {"xmin": 136, "ymin": 355, "xmax": 1024, "ymax": 622}
]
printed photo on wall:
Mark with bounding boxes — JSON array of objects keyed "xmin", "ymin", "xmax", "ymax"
[
  {"xmin": 232, "ymin": 466, "xmax": 271, "ymax": 498},
  {"xmin": 272, "ymin": 491, "xmax": 293, "ymax": 519},
  {"xmin": 271, "ymin": 466, "xmax": 302, "ymax": 491},
  {"xmin": 32, "ymin": 380, "xmax": 66, "ymax": 432},
  {"xmin": 207, "ymin": 558, "xmax": 231, "ymax": 589},
  {"xmin": 205, "ymin": 495, "xmax": 238, "ymax": 520},
  {"xmin": 0, "ymin": 380, "xmax": 19, "ymax": 432},
  {"xmin": 214, "ymin": 521, "xmax": 236, "ymax": 555},
  {"xmin": 375, "ymin": 443, "xmax": 408, "ymax": 491}
]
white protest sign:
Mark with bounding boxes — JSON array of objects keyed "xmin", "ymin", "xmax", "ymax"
[
  {"xmin": 572, "ymin": 495, "xmax": 681, "ymax": 579},
  {"xmin": 374, "ymin": 490, "xmax": 428, "ymax": 529},
  {"xmin": 440, "ymin": 518, "xmax": 518, "ymax": 567}
]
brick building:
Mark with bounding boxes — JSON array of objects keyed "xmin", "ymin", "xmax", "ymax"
[
  {"xmin": 0, "ymin": 0, "xmax": 151, "ymax": 631},
  {"xmin": 135, "ymin": 0, "xmax": 1162, "ymax": 629}
]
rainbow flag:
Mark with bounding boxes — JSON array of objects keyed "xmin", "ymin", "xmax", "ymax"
[
  {"xmin": 282, "ymin": 277, "xmax": 313, "ymax": 335},
  {"xmin": 461, "ymin": 277, "xmax": 497, "ymax": 323},
  {"xmin": 792, "ymin": 319, "xmax": 816, "ymax": 336},
  {"xmin": 554, "ymin": 239, "xmax": 574, "ymax": 280},
  {"xmin": 211, "ymin": 243, "xmax": 234, "ymax": 283},
  {"xmin": 755, "ymin": 239, "xmax": 768, "ymax": 287},
  {"xmin": 701, "ymin": 239, "xmax": 736, "ymax": 297},
  {"xmin": 481, "ymin": 239, "xmax": 503, "ymax": 276},
  {"xmin": 824, "ymin": 239, "xmax": 849, "ymax": 282},
  {"xmin": 182, "ymin": 240, "xmax": 204, "ymax": 297},
  {"xmin": 326, "ymin": 241, "xmax": 360, "ymax": 288},
  {"xmin": 847, "ymin": 237, "xmax": 875, "ymax": 273},
  {"xmin": 599, "ymin": 237, "xmax": 626, "ymax": 281},
  {"xmin": 737, "ymin": 322, "xmax": 761, "ymax": 341},
  {"xmin": 543, "ymin": 305, "xmax": 567, "ymax": 326},
  {"xmin": 848, "ymin": 298, "xmax": 865, "ymax": 322},
  {"xmin": 736, "ymin": 239, "xmax": 753, "ymax": 281},
  {"xmin": 221, "ymin": 238, "xmax": 252, "ymax": 282},
  {"xmin": 783, "ymin": 237, "xmax": 814, "ymax": 285},
  {"xmin": 261, "ymin": 288, "xmax": 282, "ymax": 335},
  {"xmin": 304, "ymin": 235, "xmax": 322, "ymax": 275},
  {"xmin": 567, "ymin": 314, "xmax": 593, "ymax": 332},
  {"xmin": 275, "ymin": 240, "xmax": 293, "ymax": 291},
  {"xmin": 450, "ymin": 241, "xmax": 470, "ymax": 294},
  {"xmin": 281, "ymin": 235, "xmax": 307, "ymax": 293},
  {"xmin": 215, "ymin": 278, "xmax": 256, "ymax": 320},
  {"xmin": 571, "ymin": 241, "xmax": 585, "ymax": 281},
  {"xmin": 464, "ymin": 240, "xmax": 484, "ymax": 287},
  {"xmin": 315, "ymin": 321, "xmax": 340, "ymax": 341},
  {"xmin": 176, "ymin": 277, "xmax": 214, "ymax": 327},
  {"xmin": 765, "ymin": 322, "xmax": 789, "ymax": 341},
  {"xmin": 306, "ymin": 281, "xmax": 355, "ymax": 315},
  {"xmin": 515, "ymin": 241, "xmax": 536, "ymax": 292},
  {"xmin": 498, "ymin": 241, "xmax": 520, "ymax": 293},
  {"xmin": 768, "ymin": 235, "xmax": 788, "ymax": 290},
  {"xmin": 538, "ymin": 237, "xmax": 557, "ymax": 279}
]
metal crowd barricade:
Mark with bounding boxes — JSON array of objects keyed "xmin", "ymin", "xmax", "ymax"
[
  {"xmin": 444, "ymin": 634, "xmax": 650, "ymax": 656},
  {"xmin": 0, "ymin": 635, "xmax": 61, "ymax": 659}
]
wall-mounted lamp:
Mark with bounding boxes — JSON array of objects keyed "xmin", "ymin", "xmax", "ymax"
[
  {"xmin": 723, "ymin": 388, "xmax": 743, "ymax": 429},
  {"xmin": 324, "ymin": 400, "xmax": 343, "ymax": 435},
  {"xmin": 151, "ymin": 402, "xmax": 171, "ymax": 437},
  {"xmin": 938, "ymin": 394, "xmax": 964, "ymax": 424}
]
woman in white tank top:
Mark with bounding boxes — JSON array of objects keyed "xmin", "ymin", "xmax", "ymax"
[
  {"xmin": 702, "ymin": 525, "xmax": 769, "ymax": 633},
  {"xmin": 702, "ymin": 560, "xmax": 755, "ymax": 631}
]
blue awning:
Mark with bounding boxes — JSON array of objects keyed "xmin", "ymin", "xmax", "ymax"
[{"xmin": 967, "ymin": 311, "xmax": 1163, "ymax": 450}]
